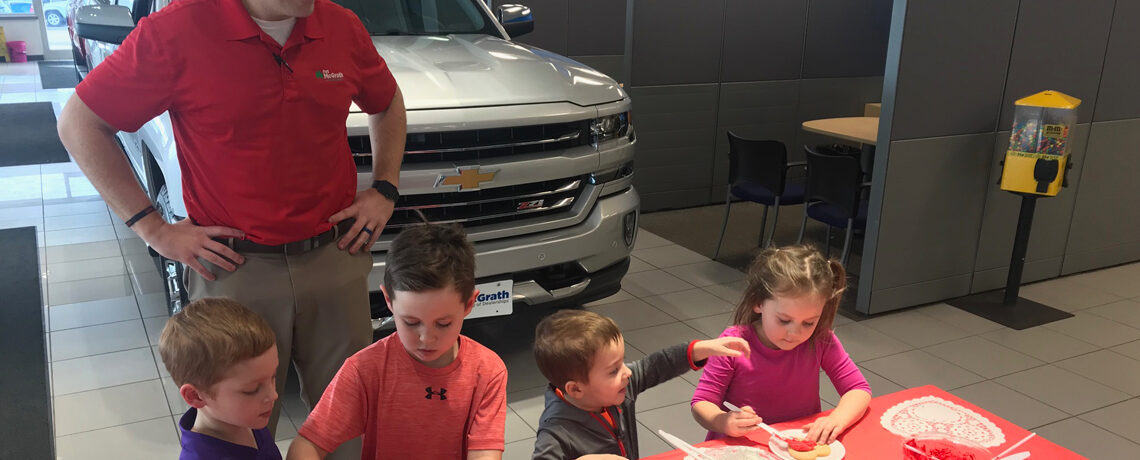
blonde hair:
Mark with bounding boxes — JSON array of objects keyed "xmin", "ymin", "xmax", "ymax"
[
  {"xmin": 732, "ymin": 245, "xmax": 847, "ymax": 345},
  {"xmin": 533, "ymin": 309, "xmax": 623, "ymax": 390},
  {"xmin": 158, "ymin": 297, "xmax": 276, "ymax": 393}
]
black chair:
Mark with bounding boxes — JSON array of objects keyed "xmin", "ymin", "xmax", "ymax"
[
  {"xmin": 816, "ymin": 143, "xmax": 875, "ymax": 180},
  {"xmin": 796, "ymin": 145, "xmax": 870, "ymax": 266},
  {"xmin": 714, "ymin": 132, "xmax": 806, "ymax": 259}
]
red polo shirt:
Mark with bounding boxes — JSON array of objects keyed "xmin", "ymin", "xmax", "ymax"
[{"xmin": 76, "ymin": 0, "xmax": 397, "ymax": 245}]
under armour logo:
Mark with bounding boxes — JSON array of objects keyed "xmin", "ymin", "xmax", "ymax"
[{"xmin": 425, "ymin": 386, "xmax": 447, "ymax": 400}]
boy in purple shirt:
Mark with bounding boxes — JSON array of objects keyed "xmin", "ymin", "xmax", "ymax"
[
  {"xmin": 692, "ymin": 246, "xmax": 871, "ymax": 445},
  {"xmin": 159, "ymin": 297, "xmax": 282, "ymax": 459}
]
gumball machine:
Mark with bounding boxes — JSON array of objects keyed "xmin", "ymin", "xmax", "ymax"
[
  {"xmin": 1000, "ymin": 91, "xmax": 1081, "ymax": 196},
  {"xmin": 949, "ymin": 90, "xmax": 1081, "ymax": 329}
]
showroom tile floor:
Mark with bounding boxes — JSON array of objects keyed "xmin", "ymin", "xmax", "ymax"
[{"xmin": 4, "ymin": 61, "xmax": 1140, "ymax": 458}]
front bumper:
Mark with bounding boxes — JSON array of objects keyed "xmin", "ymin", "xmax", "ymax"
[{"xmin": 367, "ymin": 186, "xmax": 639, "ymax": 308}]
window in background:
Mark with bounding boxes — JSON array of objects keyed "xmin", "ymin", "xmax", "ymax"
[{"xmin": 0, "ymin": 0, "xmax": 36, "ymax": 15}]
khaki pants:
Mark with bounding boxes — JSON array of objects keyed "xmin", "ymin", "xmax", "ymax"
[{"xmin": 187, "ymin": 242, "xmax": 372, "ymax": 459}]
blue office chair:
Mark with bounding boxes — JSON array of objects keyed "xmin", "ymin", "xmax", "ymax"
[
  {"xmin": 796, "ymin": 145, "xmax": 870, "ymax": 266},
  {"xmin": 714, "ymin": 132, "xmax": 806, "ymax": 259}
]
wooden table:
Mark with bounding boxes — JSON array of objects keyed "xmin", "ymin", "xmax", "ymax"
[
  {"xmin": 643, "ymin": 385, "xmax": 1084, "ymax": 460},
  {"xmin": 802, "ymin": 117, "xmax": 880, "ymax": 146}
]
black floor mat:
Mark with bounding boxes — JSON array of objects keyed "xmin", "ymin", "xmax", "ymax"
[
  {"xmin": 37, "ymin": 60, "xmax": 80, "ymax": 90},
  {"xmin": 0, "ymin": 102, "xmax": 71, "ymax": 167},
  {"xmin": 0, "ymin": 227, "xmax": 53, "ymax": 459}
]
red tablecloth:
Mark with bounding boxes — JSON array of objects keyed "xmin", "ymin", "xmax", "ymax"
[{"xmin": 643, "ymin": 385, "xmax": 1085, "ymax": 460}]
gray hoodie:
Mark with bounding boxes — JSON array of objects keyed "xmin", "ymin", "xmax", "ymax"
[{"xmin": 532, "ymin": 342, "xmax": 700, "ymax": 460}]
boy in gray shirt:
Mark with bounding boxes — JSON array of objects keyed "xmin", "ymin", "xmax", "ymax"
[{"xmin": 531, "ymin": 310, "xmax": 749, "ymax": 459}]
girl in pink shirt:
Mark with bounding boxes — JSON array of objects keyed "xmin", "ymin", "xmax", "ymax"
[{"xmin": 691, "ymin": 245, "xmax": 872, "ymax": 445}]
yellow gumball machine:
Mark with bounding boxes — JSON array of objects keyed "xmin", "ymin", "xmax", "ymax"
[
  {"xmin": 950, "ymin": 90, "xmax": 1082, "ymax": 330},
  {"xmin": 1000, "ymin": 90, "xmax": 1081, "ymax": 196}
]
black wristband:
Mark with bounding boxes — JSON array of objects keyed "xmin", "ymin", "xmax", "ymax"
[
  {"xmin": 125, "ymin": 205, "xmax": 157, "ymax": 228},
  {"xmin": 371, "ymin": 180, "xmax": 400, "ymax": 202}
]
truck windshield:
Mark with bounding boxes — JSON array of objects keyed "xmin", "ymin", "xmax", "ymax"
[{"xmin": 333, "ymin": 0, "xmax": 500, "ymax": 37}]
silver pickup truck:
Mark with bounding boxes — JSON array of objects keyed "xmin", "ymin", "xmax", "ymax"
[{"xmin": 72, "ymin": 0, "xmax": 639, "ymax": 325}]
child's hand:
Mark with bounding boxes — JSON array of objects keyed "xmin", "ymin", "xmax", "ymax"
[
  {"xmin": 802, "ymin": 415, "xmax": 846, "ymax": 444},
  {"xmin": 693, "ymin": 337, "xmax": 751, "ymax": 362},
  {"xmin": 717, "ymin": 405, "xmax": 761, "ymax": 438}
]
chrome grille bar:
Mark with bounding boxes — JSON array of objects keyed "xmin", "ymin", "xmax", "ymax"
[
  {"xmin": 382, "ymin": 176, "xmax": 587, "ymax": 234},
  {"xmin": 396, "ymin": 180, "xmax": 582, "ymax": 211}
]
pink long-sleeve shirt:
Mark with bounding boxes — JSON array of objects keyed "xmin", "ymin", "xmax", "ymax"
[{"xmin": 692, "ymin": 324, "xmax": 871, "ymax": 441}]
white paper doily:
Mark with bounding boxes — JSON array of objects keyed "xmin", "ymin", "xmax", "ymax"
[
  {"xmin": 880, "ymin": 396, "xmax": 1005, "ymax": 447},
  {"xmin": 684, "ymin": 446, "xmax": 780, "ymax": 460}
]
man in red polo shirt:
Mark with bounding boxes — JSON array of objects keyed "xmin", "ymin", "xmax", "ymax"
[{"xmin": 56, "ymin": 0, "xmax": 404, "ymax": 457}]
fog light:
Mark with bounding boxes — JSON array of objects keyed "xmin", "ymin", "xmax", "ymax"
[{"xmin": 623, "ymin": 211, "xmax": 637, "ymax": 248}]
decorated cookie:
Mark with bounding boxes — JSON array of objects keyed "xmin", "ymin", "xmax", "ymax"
[{"xmin": 787, "ymin": 438, "xmax": 831, "ymax": 460}]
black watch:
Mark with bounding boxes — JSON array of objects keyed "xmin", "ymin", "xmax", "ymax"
[{"xmin": 371, "ymin": 180, "xmax": 400, "ymax": 203}]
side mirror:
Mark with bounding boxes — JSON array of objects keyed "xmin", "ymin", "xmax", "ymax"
[
  {"xmin": 497, "ymin": 4, "xmax": 534, "ymax": 37},
  {"xmin": 75, "ymin": 5, "xmax": 135, "ymax": 45}
]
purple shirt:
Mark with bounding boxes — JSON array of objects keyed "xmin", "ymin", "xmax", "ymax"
[
  {"xmin": 178, "ymin": 408, "xmax": 282, "ymax": 460},
  {"xmin": 692, "ymin": 324, "xmax": 871, "ymax": 441}
]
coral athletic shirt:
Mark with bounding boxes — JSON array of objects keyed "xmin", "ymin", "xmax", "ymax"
[
  {"xmin": 75, "ymin": 0, "xmax": 398, "ymax": 245},
  {"xmin": 299, "ymin": 334, "xmax": 508, "ymax": 459}
]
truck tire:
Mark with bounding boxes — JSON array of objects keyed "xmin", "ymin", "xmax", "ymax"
[{"xmin": 153, "ymin": 185, "xmax": 189, "ymax": 316}]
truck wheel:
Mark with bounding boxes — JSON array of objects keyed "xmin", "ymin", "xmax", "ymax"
[{"xmin": 153, "ymin": 185, "xmax": 189, "ymax": 316}]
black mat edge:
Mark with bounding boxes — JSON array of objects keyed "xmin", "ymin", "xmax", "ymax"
[
  {"xmin": 0, "ymin": 101, "xmax": 71, "ymax": 167},
  {"xmin": 0, "ymin": 226, "xmax": 53, "ymax": 459},
  {"xmin": 36, "ymin": 60, "xmax": 79, "ymax": 90}
]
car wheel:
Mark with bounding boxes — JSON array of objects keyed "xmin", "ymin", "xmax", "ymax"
[
  {"xmin": 152, "ymin": 185, "xmax": 189, "ymax": 316},
  {"xmin": 46, "ymin": 11, "xmax": 63, "ymax": 27}
]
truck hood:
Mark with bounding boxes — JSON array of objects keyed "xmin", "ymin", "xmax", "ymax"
[{"xmin": 371, "ymin": 34, "xmax": 626, "ymax": 111}]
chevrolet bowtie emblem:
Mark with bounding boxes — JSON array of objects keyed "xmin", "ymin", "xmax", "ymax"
[{"xmin": 437, "ymin": 168, "xmax": 497, "ymax": 190}]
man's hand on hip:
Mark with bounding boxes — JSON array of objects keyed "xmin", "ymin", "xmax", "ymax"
[
  {"xmin": 329, "ymin": 188, "xmax": 394, "ymax": 254},
  {"xmin": 139, "ymin": 218, "xmax": 245, "ymax": 281}
]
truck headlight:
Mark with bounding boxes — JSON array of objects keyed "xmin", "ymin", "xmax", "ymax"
[{"xmin": 591, "ymin": 111, "xmax": 631, "ymax": 146}]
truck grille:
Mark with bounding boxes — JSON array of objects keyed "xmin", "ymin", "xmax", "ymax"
[
  {"xmin": 382, "ymin": 176, "xmax": 587, "ymax": 235},
  {"xmin": 350, "ymin": 120, "xmax": 592, "ymax": 166}
]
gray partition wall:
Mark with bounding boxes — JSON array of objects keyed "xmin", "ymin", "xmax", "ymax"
[
  {"xmin": 859, "ymin": 0, "xmax": 1140, "ymax": 314},
  {"xmin": 628, "ymin": 0, "xmax": 891, "ymax": 211},
  {"xmin": 499, "ymin": 0, "xmax": 892, "ymax": 211}
]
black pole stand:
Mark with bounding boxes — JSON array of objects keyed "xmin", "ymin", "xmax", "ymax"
[
  {"xmin": 948, "ymin": 193, "xmax": 1073, "ymax": 330},
  {"xmin": 1003, "ymin": 195, "xmax": 1038, "ymax": 304}
]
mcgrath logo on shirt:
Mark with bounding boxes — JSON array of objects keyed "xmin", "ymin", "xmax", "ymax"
[{"xmin": 315, "ymin": 69, "xmax": 345, "ymax": 81}]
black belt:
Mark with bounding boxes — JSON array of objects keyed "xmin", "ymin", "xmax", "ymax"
[{"xmin": 214, "ymin": 220, "xmax": 355, "ymax": 255}]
